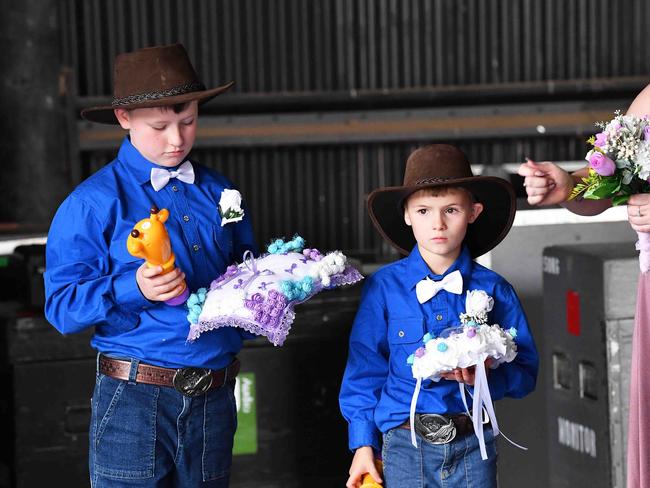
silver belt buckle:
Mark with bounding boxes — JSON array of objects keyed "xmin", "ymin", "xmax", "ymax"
[
  {"xmin": 173, "ymin": 367, "xmax": 213, "ymax": 397},
  {"xmin": 414, "ymin": 414, "xmax": 457, "ymax": 445}
]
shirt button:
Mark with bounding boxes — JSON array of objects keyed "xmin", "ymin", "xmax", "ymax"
[
  {"xmin": 398, "ymin": 330, "xmax": 405, "ymax": 337},
  {"xmin": 436, "ymin": 314, "xmax": 443, "ymax": 321},
  {"xmin": 183, "ymin": 215, "xmax": 190, "ymax": 222},
  {"xmin": 172, "ymin": 185, "xmax": 178, "ymax": 192},
  {"xmin": 193, "ymin": 244, "xmax": 200, "ymax": 252}
]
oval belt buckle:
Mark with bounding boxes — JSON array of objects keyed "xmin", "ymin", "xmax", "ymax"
[
  {"xmin": 416, "ymin": 414, "xmax": 457, "ymax": 445},
  {"xmin": 173, "ymin": 367, "xmax": 213, "ymax": 397}
]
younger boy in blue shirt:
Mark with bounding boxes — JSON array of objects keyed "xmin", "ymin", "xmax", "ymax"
[
  {"xmin": 340, "ymin": 144, "xmax": 538, "ymax": 488},
  {"xmin": 45, "ymin": 44, "xmax": 256, "ymax": 486}
]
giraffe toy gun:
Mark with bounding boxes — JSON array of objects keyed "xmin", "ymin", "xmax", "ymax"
[{"xmin": 127, "ymin": 205, "xmax": 189, "ymax": 306}]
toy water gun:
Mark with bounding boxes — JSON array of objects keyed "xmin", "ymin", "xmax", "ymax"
[
  {"xmin": 360, "ymin": 459, "xmax": 383, "ymax": 488},
  {"xmin": 127, "ymin": 205, "xmax": 189, "ymax": 306}
]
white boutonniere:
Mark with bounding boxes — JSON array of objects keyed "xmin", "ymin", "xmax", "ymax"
[
  {"xmin": 459, "ymin": 289, "xmax": 494, "ymax": 325},
  {"xmin": 218, "ymin": 189, "xmax": 245, "ymax": 226}
]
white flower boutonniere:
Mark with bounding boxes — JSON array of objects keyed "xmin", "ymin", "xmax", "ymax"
[
  {"xmin": 218, "ymin": 189, "xmax": 245, "ymax": 226},
  {"xmin": 460, "ymin": 289, "xmax": 494, "ymax": 325}
]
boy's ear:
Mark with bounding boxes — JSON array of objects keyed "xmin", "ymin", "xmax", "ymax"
[
  {"xmin": 468, "ymin": 202, "xmax": 484, "ymax": 223},
  {"xmin": 403, "ymin": 207, "xmax": 412, "ymax": 226},
  {"xmin": 114, "ymin": 108, "xmax": 131, "ymax": 130}
]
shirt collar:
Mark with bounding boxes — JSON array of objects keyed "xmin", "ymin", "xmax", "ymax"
[
  {"xmin": 405, "ymin": 244, "xmax": 473, "ymax": 290},
  {"xmin": 116, "ymin": 136, "xmax": 198, "ymax": 186}
]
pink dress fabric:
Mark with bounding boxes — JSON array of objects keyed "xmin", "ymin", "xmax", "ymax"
[{"xmin": 628, "ymin": 232, "xmax": 650, "ymax": 488}]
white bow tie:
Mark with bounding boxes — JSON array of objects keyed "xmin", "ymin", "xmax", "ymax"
[
  {"xmin": 150, "ymin": 161, "xmax": 195, "ymax": 191},
  {"xmin": 415, "ymin": 270, "xmax": 463, "ymax": 304}
]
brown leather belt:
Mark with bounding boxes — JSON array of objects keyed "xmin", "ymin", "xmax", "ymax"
[
  {"xmin": 400, "ymin": 414, "xmax": 486, "ymax": 438},
  {"xmin": 99, "ymin": 355, "xmax": 240, "ymax": 397}
]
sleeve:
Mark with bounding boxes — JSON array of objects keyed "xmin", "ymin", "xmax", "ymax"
[
  {"xmin": 44, "ymin": 195, "xmax": 154, "ymax": 335},
  {"xmin": 339, "ymin": 275, "xmax": 389, "ymax": 451},
  {"xmin": 486, "ymin": 280, "xmax": 539, "ymax": 399}
]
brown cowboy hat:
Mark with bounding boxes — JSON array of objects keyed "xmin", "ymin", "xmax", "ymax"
[
  {"xmin": 367, "ymin": 144, "xmax": 516, "ymax": 258},
  {"xmin": 81, "ymin": 43, "xmax": 234, "ymax": 124}
]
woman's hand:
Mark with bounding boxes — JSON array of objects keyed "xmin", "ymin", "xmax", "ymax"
[
  {"xmin": 517, "ymin": 159, "xmax": 575, "ymax": 206},
  {"xmin": 628, "ymin": 194, "xmax": 650, "ymax": 233},
  {"xmin": 346, "ymin": 446, "xmax": 382, "ymax": 488}
]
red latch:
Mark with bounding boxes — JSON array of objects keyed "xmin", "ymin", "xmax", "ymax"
[{"xmin": 566, "ymin": 290, "xmax": 581, "ymax": 336}]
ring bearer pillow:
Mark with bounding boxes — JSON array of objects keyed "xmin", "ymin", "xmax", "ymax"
[{"xmin": 186, "ymin": 235, "xmax": 363, "ymax": 346}]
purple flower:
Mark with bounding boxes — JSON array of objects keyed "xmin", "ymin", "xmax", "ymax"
[
  {"xmin": 415, "ymin": 347, "xmax": 426, "ymax": 358},
  {"xmin": 594, "ymin": 132, "xmax": 607, "ymax": 148},
  {"xmin": 588, "ymin": 152, "xmax": 616, "ymax": 176},
  {"xmin": 644, "ymin": 126, "xmax": 650, "ymax": 141}
]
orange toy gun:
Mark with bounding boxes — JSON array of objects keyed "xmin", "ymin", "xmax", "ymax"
[
  {"xmin": 360, "ymin": 459, "xmax": 383, "ymax": 488},
  {"xmin": 127, "ymin": 205, "xmax": 189, "ymax": 306}
]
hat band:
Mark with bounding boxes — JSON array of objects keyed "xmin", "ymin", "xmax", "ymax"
[
  {"xmin": 111, "ymin": 81, "xmax": 207, "ymax": 107},
  {"xmin": 414, "ymin": 177, "xmax": 453, "ymax": 185}
]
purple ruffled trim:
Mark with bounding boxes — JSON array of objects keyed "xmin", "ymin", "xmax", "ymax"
[
  {"xmin": 187, "ymin": 264, "xmax": 363, "ymax": 347},
  {"xmin": 329, "ymin": 266, "xmax": 364, "ymax": 287},
  {"xmin": 187, "ymin": 308, "xmax": 296, "ymax": 347}
]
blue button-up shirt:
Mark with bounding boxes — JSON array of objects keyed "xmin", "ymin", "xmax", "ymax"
[
  {"xmin": 339, "ymin": 245, "xmax": 538, "ymax": 451},
  {"xmin": 45, "ymin": 137, "xmax": 257, "ymax": 370}
]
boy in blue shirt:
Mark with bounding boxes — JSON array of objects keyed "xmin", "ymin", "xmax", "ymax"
[
  {"xmin": 340, "ymin": 144, "xmax": 538, "ymax": 488},
  {"xmin": 45, "ymin": 44, "xmax": 256, "ymax": 486}
]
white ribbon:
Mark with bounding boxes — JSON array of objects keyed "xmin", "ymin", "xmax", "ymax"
[
  {"xmin": 409, "ymin": 376, "xmax": 422, "ymax": 447},
  {"xmin": 150, "ymin": 160, "xmax": 195, "ymax": 191},
  {"xmin": 458, "ymin": 354, "xmax": 528, "ymax": 459},
  {"xmin": 415, "ymin": 270, "xmax": 463, "ymax": 304}
]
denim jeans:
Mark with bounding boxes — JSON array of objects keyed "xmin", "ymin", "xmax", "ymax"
[
  {"xmin": 382, "ymin": 425, "xmax": 498, "ymax": 488},
  {"xmin": 89, "ymin": 361, "xmax": 237, "ymax": 487}
]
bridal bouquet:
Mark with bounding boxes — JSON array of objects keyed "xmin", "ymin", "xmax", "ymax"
[
  {"xmin": 570, "ymin": 112, "xmax": 650, "ymax": 206},
  {"xmin": 570, "ymin": 112, "xmax": 650, "ymax": 271}
]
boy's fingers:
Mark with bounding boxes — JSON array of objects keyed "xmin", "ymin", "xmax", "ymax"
[
  {"xmin": 152, "ymin": 273, "xmax": 185, "ymax": 288},
  {"xmin": 140, "ymin": 265, "xmax": 163, "ymax": 278},
  {"xmin": 368, "ymin": 467, "xmax": 383, "ymax": 484},
  {"xmin": 157, "ymin": 284, "xmax": 185, "ymax": 302}
]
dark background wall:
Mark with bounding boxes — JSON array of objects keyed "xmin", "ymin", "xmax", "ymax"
[{"xmin": 1, "ymin": 1, "xmax": 649, "ymax": 487}]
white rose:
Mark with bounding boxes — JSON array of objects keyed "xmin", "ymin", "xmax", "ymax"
[
  {"xmin": 465, "ymin": 290, "xmax": 494, "ymax": 316},
  {"xmin": 219, "ymin": 189, "xmax": 242, "ymax": 212},
  {"xmin": 219, "ymin": 189, "xmax": 244, "ymax": 226}
]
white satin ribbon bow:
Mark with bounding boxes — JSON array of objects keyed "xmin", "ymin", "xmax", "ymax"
[
  {"xmin": 415, "ymin": 270, "xmax": 463, "ymax": 304},
  {"xmin": 150, "ymin": 160, "xmax": 195, "ymax": 191}
]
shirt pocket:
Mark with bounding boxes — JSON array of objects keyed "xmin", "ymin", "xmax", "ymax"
[
  {"xmin": 387, "ymin": 317, "xmax": 425, "ymax": 345},
  {"xmin": 212, "ymin": 224, "xmax": 234, "ymax": 267},
  {"xmin": 387, "ymin": 317, "xmax": 425, "ymax": 377}
]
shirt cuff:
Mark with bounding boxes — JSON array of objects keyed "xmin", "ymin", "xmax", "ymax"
[
  {"xmin": 348, "ymin": 420, "xmax": 381, "ymax": 452},
  {"xmin": 113, "ymin": 269, "xmax": 154, "ymax": 312}
]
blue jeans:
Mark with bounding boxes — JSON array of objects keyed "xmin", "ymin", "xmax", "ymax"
[
  {"xmin": 382, "ymin": 426, "xmax": 498, "ymax": 488},
  {"xmin": 89, "ymin": 361, "xmax": 237, "ymax": 487}
]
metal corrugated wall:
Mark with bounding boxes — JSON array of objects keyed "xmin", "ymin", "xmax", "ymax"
[
  {"xmin": 62, "ymin": 0, "xmax": 650, "ymax": 96},
  {"xmin": 61, "ymin": 0, "xmax": 650, "ymax": 256},
  {"xmin": 83, "ymin": 135, "xmax": 586, "ymax": 256}
]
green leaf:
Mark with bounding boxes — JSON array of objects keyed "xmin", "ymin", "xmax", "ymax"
[
  {"xmin": 583, "ymin": 178, "xmax": 621, "ymax": 199},
  {"xmin": 612, "ymin": 194, "xmax": 631, "ymax": 206}
]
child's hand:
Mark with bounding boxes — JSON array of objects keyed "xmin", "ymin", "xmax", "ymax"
[
  {"xmin": 440, "ymin": 358, "xmax": 494, "ymax": 385},
  {"xmin": 136, "ymin": 263, "xmax": 186, "ymax": 302},
  {"xmin": 347, "ymin": 446, "xmax": 382, "ymax": 488}
]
